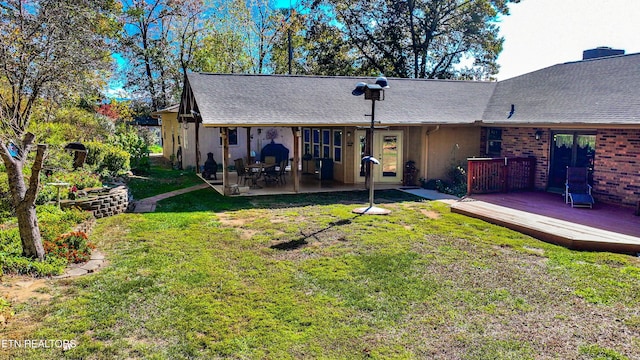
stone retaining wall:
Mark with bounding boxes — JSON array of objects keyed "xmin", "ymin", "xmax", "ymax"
[{"xmin": 61, "ymin": 186, "xmax": 129, "ymax": 219}]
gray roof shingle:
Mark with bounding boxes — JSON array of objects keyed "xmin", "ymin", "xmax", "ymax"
[
  {"xmin": 186, "ymin": 73, "xmax": 496, "ymax": 126},
  {"xmin": 482, "ymin": 53, "xmax": 640, "ymax": 124}
]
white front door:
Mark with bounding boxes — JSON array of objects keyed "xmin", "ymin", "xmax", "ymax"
[{"xmin": 354, "ymin": 130, "xmax": 403, "ymax": 184}]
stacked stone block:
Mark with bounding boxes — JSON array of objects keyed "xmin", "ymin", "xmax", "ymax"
[{"xmin": 61, "ymin": 186, "xmax": 129, "ymax": 219}]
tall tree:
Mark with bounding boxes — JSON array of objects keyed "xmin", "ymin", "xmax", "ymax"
[
  {"xmin": 0, "ymin": 0, "xmax": 118, "ymax": 260},
  {"xmin": 315, "ymin": 0, "xmax": 519, "ymax": 79},
  {"xmin": 271, "ymin": 3, "xmax": 361, "ymax": 76},
  {"xmin": 119, "ymin": 0, "xmax": 207, "ymax": 109},
  {"xmin": 207, "ymin": 0, "xmax": 293, "ymax": 74}
]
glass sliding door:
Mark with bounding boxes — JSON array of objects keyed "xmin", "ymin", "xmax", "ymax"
[{"xmin": 549, "ymin": 132, "xmax": 595, "ymax": 190}]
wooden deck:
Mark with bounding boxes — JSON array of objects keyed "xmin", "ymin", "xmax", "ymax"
[{"xmin": 451, "ymin": 192, "xmax": 640, "ymax": 254}]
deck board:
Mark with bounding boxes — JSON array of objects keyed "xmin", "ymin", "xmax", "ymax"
[{"xmin": 451, "ymin": 197, "xmax": 640, "ymax": 254}]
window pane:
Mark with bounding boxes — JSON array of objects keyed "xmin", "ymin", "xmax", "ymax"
[
  {"xmin": 313, "ymin": 129, "xmax": 320, "ymax": 144},
  {"xmin": 229, "ymin": 129, "xmax": 238, "ymax": 145},
  {"xmin": 382, "ymin": 135, "xmax": 398, "ymax": 176},
  {"xmin": 304, "ymin": 128, "xmax": 310, "ymax": 142},
  {"xmin": 333, "ymin": 130, "xmax": 342, "ymax": 146},
  {"xmin": 323, "ymin": 145, "xmax": 330, "ymax": 158},
  {"xmin": 334, "ymin": 147, "xmax": 342, "ymax": 162},
  {"xmin": 322, "ymin": 129, "xmax": 330, "ymax": 145},
  {"xmin": 313, "ymin": 145, "xmax": 320, "ymax": 158},
  {"xmin": 488, "ymin": 128, "xmax": 502, "ymax": 141}
]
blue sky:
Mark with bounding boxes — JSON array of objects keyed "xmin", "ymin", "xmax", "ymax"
[
  {"xmin": 496, "ymin": 0, "xmax": 640, "ymax": 80},
  {"xmin": 271, "ymin": 0, "xmax": 640, "ymax": 80}
]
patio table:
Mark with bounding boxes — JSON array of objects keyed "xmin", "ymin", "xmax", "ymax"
[{"xmin": 246, "ymin": 163, "xmax": 276, "ymax": 188}]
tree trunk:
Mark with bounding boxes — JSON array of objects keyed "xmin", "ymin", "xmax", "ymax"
[
  {"xmin": 16, "ymin": 201, "xmax": 45, "ymax": 260},
  {"xmin": 1, "ymin": 138, "xmax": 47, "ymax": 260}
]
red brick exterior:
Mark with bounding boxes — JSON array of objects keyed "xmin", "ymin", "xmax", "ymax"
[
  {"xmin": 593, "ymin": 129, "xmax": 640, "ymax": 206},
  {"xmin": 482, "ymin": 127, "xmax": 640, "ymax": 207}
]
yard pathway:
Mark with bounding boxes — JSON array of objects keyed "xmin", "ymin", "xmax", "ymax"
[{"xmin": 132, "ymin": 183, "xmax": 210, "ymax": 213}]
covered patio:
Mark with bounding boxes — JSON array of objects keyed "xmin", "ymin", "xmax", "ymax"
[
  {"xmin": 199, "ymin": 171, "xmax": 400, "ymax": 197},
  {"xmin": 451, "ymin": 191, "xmax": 640, "ymax": 254}
]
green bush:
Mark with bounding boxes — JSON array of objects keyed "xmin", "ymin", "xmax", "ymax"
[
  {"xmin": 108, "ymin": 124, "xmax": 149, "ymax": 175},
  {"xmin": 0, "ymin": 171, "xmax": 11, "ymax": 221},
  {"xmin": 0, "ymin": 206, "xmax": 93, "ymax": 276},
  {"xmin": 0, "ymin": 226, "xmax": 68, "ymax": 276},
  {"xmin": 86, "ymin": 141, "xmax": 131, "ymax": 176},
  {"xmin": 0, "ymin": 254, "xmax": 67, "ymax": 276},
  {"xmin": 37, "ymin": 205, "xmax": 93, "ymax": 243}
]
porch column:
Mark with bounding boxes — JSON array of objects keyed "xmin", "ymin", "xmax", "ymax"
[
  {"xmin": 291, "ymin": 127, "xmax": 300, "ymax": 193},
  {"xmin": 246, "ymin": 127, "xmax": 251, "ymax": 163},
  {"xmin": 195, "ymin": 118, "xmax": 201, "ymax": 172},
  {"xmin": 221, "ymin": 127, "xmax": 231, "ymax": 195}
]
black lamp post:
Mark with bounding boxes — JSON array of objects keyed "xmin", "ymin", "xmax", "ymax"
[{"xmin": 352, "ymin": 76, "xmax": 391, "ymax": 215}]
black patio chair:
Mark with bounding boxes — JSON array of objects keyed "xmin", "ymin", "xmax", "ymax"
[
  {"xmin": 234, "ymin": 158, "xmax": 249, "ymax": 186},
  {"xmin": 565, "ymin": 167, "xmax": 594, "ymax": 208}
]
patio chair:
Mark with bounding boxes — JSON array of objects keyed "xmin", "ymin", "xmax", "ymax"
[
  {"xmin": 234, "ymin": 158, "xmax": 249, "ymax": 186},
  {"xmin": 565, "ymin": 167, "xmax": 594, "ymax": 208},
  {"xmin": 263, "ymin": 159, "xmax": 287, "ymax": 185},
  {"xmin": 264, "ymin": 156, "xmax": 276, "ymax": 165}
]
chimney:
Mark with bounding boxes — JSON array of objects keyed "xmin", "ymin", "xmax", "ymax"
[{"xmin": 583, "ymin": 46, "xmax": 625, "ymax": 60}]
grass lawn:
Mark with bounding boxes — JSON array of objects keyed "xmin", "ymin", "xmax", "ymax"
[
  {"xmin": 126, "ymin": 165, "xmax": 203, "ymax": 200},
  {"xmin": 2, "ymin": 188, "xmax": 640, "ymax": 359}
]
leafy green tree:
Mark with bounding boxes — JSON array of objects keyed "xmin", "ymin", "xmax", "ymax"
[
  {"xmin": 119, "ymin": 0, "xmax": 208, "ymax": 109},
  {"xmin": 0, "ymin": 0, "xmax": 118, "ymax": 260},
  {"xmin": 271, "ymin": 3, "xmax": 361, "ymax": 76},
  {"xmin": 314, "ymin": 0, "xmax": 519, "ymax": 79}
]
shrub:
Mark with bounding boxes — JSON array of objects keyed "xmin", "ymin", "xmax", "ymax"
[
  {"xmin": 0, "ymin": 254, "xmax": 67, "ymax": 276},
  {"xmin": 44, "ymin": 231, "xmax": 95, "ymax": 263},
  {"xmin": 0, "ymin": 171, "xmax": 11, "ymax": 221},
  {"xmin": 108, "ymin": 124, "xmax": 149, "ymax": 175},
  {"xmin": 0, "ymin": 227, "xmax": 68, "ymax": 276},
  {"xmin": 86, "ymin": 141, "xmax": 131, "ymax": 176},
  {"xmin": 37, "ymin": 205, "xmax": 93, "ymax": 243}
]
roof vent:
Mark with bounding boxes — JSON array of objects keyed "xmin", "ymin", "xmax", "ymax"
[{"xmin": 582, "ymin": 46, "xmax": 625, "ymax": 60}]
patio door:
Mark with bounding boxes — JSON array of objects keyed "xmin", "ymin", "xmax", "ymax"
[
  {"xmin": 354, "ymin": 130, "xmax": 403, "ymax": 184},
  {"xmin": 548, "ymin": 132, "xmax": 596, "ymax": 191}
]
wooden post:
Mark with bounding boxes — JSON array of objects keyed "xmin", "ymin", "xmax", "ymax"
[
  {"xmin": 221, "ymin": 127, "xmax": 231, "ymax": 195},
  {"xmin": 467, "ymin": 159, "xmax": 474, "ymax": 195},
  {"xmin": 246, "ymin": 127, "xmax": 251, "ymax": 163},
  {"xmin": 292, "ymin": 127, "xmax": 300, "ymax": 193},
  {"xmin": 195, "ymin": 119, "xmax": 200, "ymax": 172}
]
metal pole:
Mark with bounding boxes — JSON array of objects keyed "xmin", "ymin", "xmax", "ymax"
[{"xmin": 369, "ymin": 98, "xmax": 375, "ymax": 208}]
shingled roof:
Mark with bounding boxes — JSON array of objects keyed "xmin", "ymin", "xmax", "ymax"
[
  {"xmin": 183, "ymin": 73, "xmax": 496, "ymax": 127},
  {"xmin": 482, "ymin": 52, "xmax": 640, "ymax": 125}
]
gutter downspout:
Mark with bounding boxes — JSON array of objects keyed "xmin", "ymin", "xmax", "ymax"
[{"xmin": 424, "ymin": 125, "xmax": 440, "ymax": 181}]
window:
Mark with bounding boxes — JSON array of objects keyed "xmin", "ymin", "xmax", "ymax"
[
  {"xmin": 303, "ymin": 128, "xmax": 311, "ymax": 156},
  {"xmin": 302, "ymin": 127, "xmax": 344, "ymax": 162},
  {"xmin": 322, "ymin": 130, "xmax": 331, "ymax": 158},
  {"xmin": 487, "ymin": 128, "xmax": 502, "ymax": 157},
  {"xmin": 219, "ymin": 128, "xmax": 238, "ymax": 146},
  {"xmin": 333, "ymin": 130, "xmax": 342, "ymax": 163},
  {"xmin": 312, "ymin": 129, "xmax": 320, "ymax": 158}
]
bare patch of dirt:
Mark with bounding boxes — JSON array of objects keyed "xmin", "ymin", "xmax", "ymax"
[
  {"xmin": 0, "ymin": 276, "xmax": 52, "ymax": 303},
  {"xmin": 217, "ymin": 213, "xmax": 246, "ymax": 227},
  {"xmin": 420, "ymin": 209, "xmax": 441, "ymax": 219}
]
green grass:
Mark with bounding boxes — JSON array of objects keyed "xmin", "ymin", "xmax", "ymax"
[
  {"xmin": 2, "ymin": 189, "xmax": 640, "ymax": 359},
  {"xmin": 126, "ymin": 165, "xmax": 203, "ymax": 200}
]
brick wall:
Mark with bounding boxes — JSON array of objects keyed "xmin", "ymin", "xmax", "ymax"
[
  {"xmin": 482, "ymin": 127, "xmax": 550, "ymax": 191},
  {"xmin": 593, "ymin": 129, "xmax": 640, "ymax": 206}
]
